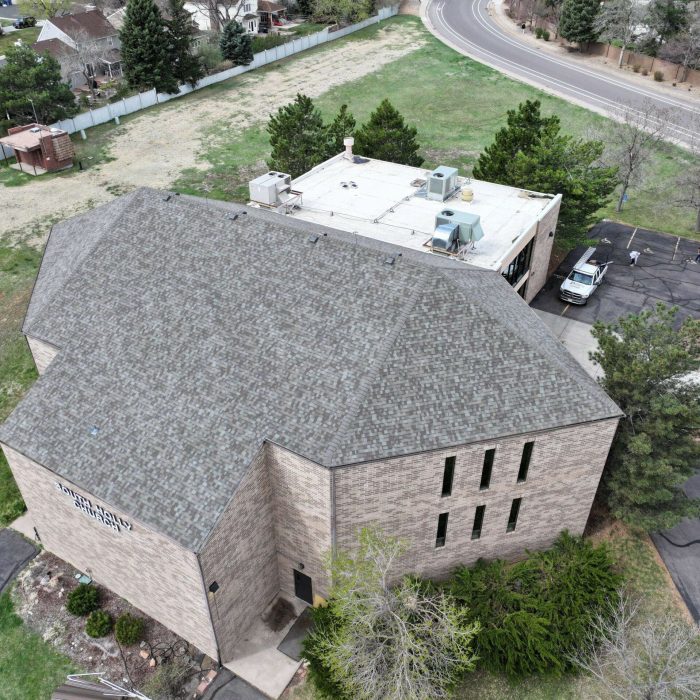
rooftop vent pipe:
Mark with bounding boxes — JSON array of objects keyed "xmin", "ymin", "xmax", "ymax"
[{"xmin": 344, "ymin": 137, "xmax": 354, "ymax": 160}]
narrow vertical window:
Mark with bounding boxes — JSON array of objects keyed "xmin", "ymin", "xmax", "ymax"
[
  {"xmin": 517, "ymin": 442, "xmax": 534, "ymax": 483},
  {"xmin": 480, "ymin": 448, "xmax": 495, "ymax": 490},
  {"xmin": 507, "ymin": 498, "xmax": 522, "ymax": 533},
  {"xmin": 441, "ymin": 456, "xmax": 456, "ymax": 497},
  {"xmin": 435, "ymin": 512, "xmax": 449, "ymax": 548},
  {"xmin": 471, "ymin": 505, "xmax": 486, "ymax": 540}
]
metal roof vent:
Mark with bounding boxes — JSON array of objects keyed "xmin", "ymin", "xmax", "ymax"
[
  {"xmin": 427, "ymin": 166, "xmax": 459, "ymax": 202},
  {"xmin": 89, "ymin": 425, "xmax": 100, "ymax": 436},
  {"xmin": 384, "ymin": 253, "xmax": 401, "ymax": 266},
  {"xmin": 307, "ymin": 234, "xmax": 319, "ymax": 243}
]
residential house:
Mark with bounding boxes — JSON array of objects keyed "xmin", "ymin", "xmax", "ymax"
[
  {"xmin": 183, "ymin": 0, "xmax": 259, "ymax": 33},
  {"xmin": 0, "ymin": 124, "xmax": 74, "ymax": 175},
  {"xmin": 33, "ymin": 9, "xmax": 121, "ymax": 89},
  {"xmin": 0, "ymin": 184, "xmax": 621, "ymax": 674}
]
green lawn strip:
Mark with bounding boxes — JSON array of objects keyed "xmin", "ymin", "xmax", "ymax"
[
  {"xmin": 174, "ymin": 16, "xmax": 698, "ymax": 238},
  {"xmin": 289, "ymin": 22, "xmax": 329, "ymax": 36},
  {"xmin": 0, "ymin": 592, "xmax": 76, "ymax": 700},
  {"xmin": 0, "ymin": 27, "xmax": 40, "ymax": 54}
]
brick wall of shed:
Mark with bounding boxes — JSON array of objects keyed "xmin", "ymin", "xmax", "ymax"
[
  {"xmin": 198, "ymin": 447, "xmax": 279, "ymax": 662},
  {"xmin": 0, "ymin": 444, "xmax": 218, "ymax": 658},
  {"xmin": 26, "ymin": 335, "xmax": 59, "ymax": 375},
  {"xmin": 333, "ymin": 418, "xmax": 618, "ymax": 580},
  {"xmin": 525, "ymin": 195, "xmax": 561, "ymax": 303},
  {"xmin": 267, "ymin": 445, "xmax": 332, "ymax": 603}
]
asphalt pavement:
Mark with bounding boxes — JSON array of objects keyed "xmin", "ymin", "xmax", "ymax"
[
  {"xmin": 0, "ymin": 528, "xmax": 37, "ymax": 595},
  {"xmin": 424, "ymin": 0, "xmax": 700, "ymax": 145},
  {"xmin": 532, "ymin": 221, "xmax": 700, "ymax": 326}
]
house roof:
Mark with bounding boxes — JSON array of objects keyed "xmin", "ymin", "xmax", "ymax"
[
  {"xmin": 0, "ymin": 188, "xmax": 621, "ymax": 551},
  {"xmin": 258, "ymin": 1, "xmax": 285, "ymax": 13},
  {"xmin": 0, "ymin": 124, "xmax": 69, "ymax": 152},
  {"xmin": 32, "ymin": 38, "xmax": 78, "ymax": 61},
  {"xmin": 105, "ymin": 7, "xmax": 126, "ymax": 30},
  {"xmin": 49, "ymin": 9, "xmax": 117, "ymax": 41}
]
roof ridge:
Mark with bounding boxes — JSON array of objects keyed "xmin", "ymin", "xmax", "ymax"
[
  {"xmin": 437, "ymin": 268, "xmax": 619, "ymax": 414},
  {"xmin": 320, "ymin": 266, "xmax": 431, "ymax": 466}
]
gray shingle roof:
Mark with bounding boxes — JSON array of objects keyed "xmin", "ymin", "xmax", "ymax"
[{"xmin": 0, "ymin": 188, "xmax": 620, "ymax": 551}]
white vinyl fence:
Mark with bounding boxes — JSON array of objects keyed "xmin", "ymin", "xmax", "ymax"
[{"xmin": 50, "ymin": 6, "xmax": 399, "ymax": 136}]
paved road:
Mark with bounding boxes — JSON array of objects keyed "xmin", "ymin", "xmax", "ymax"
[
  {"xmin": 424, "ymin": 0, "xmax": 700, "ymax": 144},
  {"xmin": 0, "ymin": 528, "xmax": 37, "ymax": 595}
]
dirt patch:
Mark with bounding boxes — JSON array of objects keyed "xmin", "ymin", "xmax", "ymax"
[
  {"xmin": 12, "ymin": 551, "xmax": 214, "ymax": 696},
  {"xmin": 1, "ymin": 23, "xmax": 425, "ymax": 246}
]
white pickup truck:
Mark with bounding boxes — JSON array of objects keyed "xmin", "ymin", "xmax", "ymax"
[{"xmin": 559, "ymin": 247, "xmax": 611, "ymax": 305}]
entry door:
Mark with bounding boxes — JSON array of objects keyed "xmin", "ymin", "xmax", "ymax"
[{"xmin": 293, "ymin": 569, "xmax": 313, "ymax": 604}]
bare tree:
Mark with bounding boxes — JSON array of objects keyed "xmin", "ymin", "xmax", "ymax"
[
  {"xmin": 570, "ymin": 594, "xmax": 700, "ymax": 700},
  {"xmin": 675, "ymin": 115, "xmax": 700, "ymax": 233},
  {"xmin": 314, "ymin": 526, "xmax": 479, "ymax": 700},
  {"xmin": 17, "ymin": 0, "xmax": 73, "ymax": 19},
  {"xmin": 660, "ymin": 16, "xmax": 700, "ymax": 82},
  {"xmin": 186, "ymin": 0, "xmax": 246, "ymax": 33},
  {"xmin": 66, "ymin": 29, "xmax": 111, "ymax": 100},
  {"xmin": 604, "ymin": 101, "xmax": 669, "ymax": 212},
  {"xmin": 594, "ymin": 0, "xmax": 645, "ymax": 67}
]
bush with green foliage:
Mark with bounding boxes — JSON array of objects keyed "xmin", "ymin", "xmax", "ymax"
[
  {"xmin": 354, "ymin": 98, "xmax": 423, "ymax": 167},
  {"xmin": 219, "ymin": 20, "xmax": 253, "ymax": 66},
  {"xmin": 251, "ymin": 33, "xmax": 289, "ymax": 53},
  {"xmin": 535, "ymin": 26, "xmax": 544, "ymax": 37},
  {"xmin": 451, "ymin": 531, "xmax": 622, "ymax": 677},
  {"xmin": 85, "ymin": 610, "xmax": 113, "ymax": 638},
  {"xmin": 197, "ymin": 42, "xmax": 223, "ymax": 71},
  {"xmin": 653, "ymin": 70, "xmax": 664, "ymax": 81},
  {"xmin": 66, "ymin": 584, "xmax": 100, "ymax": 617},
  {"xmin": 542, "ymin": 29, "xmax": 550, "ymax": 40},
  {"xmin": 115, "ymin": 613, "xmax": 145, "ymax": 645}
]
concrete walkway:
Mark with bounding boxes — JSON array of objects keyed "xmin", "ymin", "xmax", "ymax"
[
  {"xmin": 0, "ymin": 528, "xmax": 37, "ymax": 594},
  {"xmin": 201, "ymin": 669, "xmax": 269, "ymax": 700},
  {"xmin": 533, "ymin": 309, "xmax": 600, "ymax": 379}
]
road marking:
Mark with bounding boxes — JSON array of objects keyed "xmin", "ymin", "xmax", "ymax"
[
  {"xmin": 626, "ymin": 228, "xmax": 638, "ymax": 249},
  {"xmin": 561, "ymin": 304, "xmax": 570, "ymax": 317},
  {"xmin": 672, "ymin": 236, "xmax": 680, "ymax": 261}
]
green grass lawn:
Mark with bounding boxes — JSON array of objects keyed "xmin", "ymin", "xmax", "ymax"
[
  {"xmin": 0, "ymin": 27, "xmax": 40, "ymax": 54},
  {"xmin": 172, "ymin": 16, "xmax": 698, "ymax": 238},
  {"xmin": 289, "ymin": 22, "xmax": 329, "ymax": 36},
  {"xmin": 0, "ymin": 593, "xmax": 75, "ymax": 700}
]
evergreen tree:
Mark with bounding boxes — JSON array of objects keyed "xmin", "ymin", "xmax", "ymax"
[
  {"xmin": 296, "ymin": 0, "xmax": 313, "ymax": 16},
  {"xmin": 591, "ymin": 304, "xmax": 700, "ymax": 532},
  {"xmin": 354, "ymin": 99, "xmax": 423, "ymax": 167},
  {"xmin": 219, "ymin": 20, "xmax": 253, "ymax": 66},
  {"xmin": 120, "ymin": 0, "xmax": 177, "ymax": 94},
  {"xmin": 0, "ymin": 44, "xmax": 77, "ymax": 129},
  {"xmin": 558, "ymin": 0, "xmax": 600, "ymax": 46},
  {"xmin": 473, "ymin": 100, "xmax": 559, "ymax": 182},
  {"xmin": 267, "ymin": 94, "xmax": 327, "ymax": 177},
  {"xmin": 166, "ymin": 0, "xmax": 205, "ymax": 86},
  {"xmin": 647, "ymin": 0, "xmax": 689, "ymax": 43},
  {"xmin": 473, "ymin": 100, "xmax": 617, "ymax": 247},
  {"xmin": 325, "ymin": 104, "xmax": 356, "ymax": 158}
]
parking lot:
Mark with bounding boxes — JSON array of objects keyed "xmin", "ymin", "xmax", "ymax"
[{"xmin": 532, "ymin": 221, "xmax": 700, "ymax": 326}]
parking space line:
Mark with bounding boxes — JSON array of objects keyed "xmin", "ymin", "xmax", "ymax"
[
  {"xmin": 560, "ymin": 304, "xmax": 570, "ymax": 317},
  {"xmin": 626, "ymin": 228, "xmax": 638, "ymax": 249}
]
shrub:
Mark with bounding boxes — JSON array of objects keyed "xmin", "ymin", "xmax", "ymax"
[
  {"xmin": 141, "ymin": 657, "xmax": 192, "ymax": 700},
  {"xmin": 66, "ymin": 584, "xmax": 100, "ymax": 616},
  {"xmin": 542, "ymin": 29, "xmax": 550, "ymax": 40},
  {"xmin": 251, "ymin": 34, "xmax": 289, "ymax": 53},
  {"xmin": 451, "ymin": 531, "xmax": 622, "ymax": 677},
  {"xmin": 115, "ymin": 613, "xmax": 145, "ymax": 645},
  {"xmin": 86, "ymin": 610, "xmax": 113, "ymax": 638},
  {"xmin": 197, "ymin": 42, "xmax": 223, "ymax": 71},
  {"xmin": 654, "ymin": 70, "xmax": 664, "ymax": 81},
  {"xmin": 535, "ymin": 27, "xmax": 543, "ymax": 38},
  {"xmin": 641, "ymin": 68, "xmax": 648, "ymax": 76},
  {"xmin": 632, "ymin": 63, "xmax": 641, "ymax": 73}
]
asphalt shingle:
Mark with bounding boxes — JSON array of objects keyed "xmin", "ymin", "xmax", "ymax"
[{"xmin": 0, "ymin": 189, "xmax": 621, "ymax": 551}]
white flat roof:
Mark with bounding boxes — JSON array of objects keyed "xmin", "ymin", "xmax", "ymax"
[{"xmin": 283, "ymin": 155, "xmax": 560, "ymax": 271}]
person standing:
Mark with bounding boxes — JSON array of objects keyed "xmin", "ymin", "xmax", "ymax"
[
  {"xmin": 695, "ymin": 246, "xmax": 700, "ymax": 263},
  {"xmin": 629, "ymin": 250, "xmax": 641, "ymax": 266}
]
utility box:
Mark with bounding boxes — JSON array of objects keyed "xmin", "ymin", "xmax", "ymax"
[
  {"xmin": 249, "ymin": 171, "xmax": 291, "ymax": 206},
  {"xmin": 426, "ymin": 166, "xmax": 458, "ymax": 202},
  {"xmin": 435, "ymin": 209, "xmax": 485, "ymax": 245}
]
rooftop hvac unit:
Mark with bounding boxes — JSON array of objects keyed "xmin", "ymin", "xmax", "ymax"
[
  {"xmin": 249, "ymin": 171, "xmax": 291, "ymax": 206},
  {"xmin": 426, "ymin": 166, "xmax": 458, "ymax": 202},
  {"xmin": 431, "ymin": 209, "xmax": 485, "ymax": 251}
]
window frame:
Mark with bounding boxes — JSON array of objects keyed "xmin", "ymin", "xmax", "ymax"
[
  {"xmin": 480, "ymin": 448, "xmax": 495, "ymax": 490},
  {"xmin": 517, "ymin": 441, "xmax": 534, "ymax": 483},
  {"xmin": 471, "ymin": 504, "xmax": 486, "ymax": 540},
  {"xmin": 441, "ymin": 456, "xmax": 456, "ymax": 497},
  {"xmin": 435, "ymin": 512, "xmax": 449, "ymax": 548},
  {"xmin": 506, "ymin": 497, "xmax": 522, "ymax": 533}
]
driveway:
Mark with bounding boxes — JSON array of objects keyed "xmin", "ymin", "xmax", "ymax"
[
  {"xmin": 651, "ymin": 472, "xmax": 700, "ymax": 622},
  {"xmin": 532, "ymin": 221, "xmax": 700, "ymax": 327},
  {"xmin": 424, "ymin": 0, "xmax": 699, "ymax": 145},
  {"xmin": 0, "ymin": 528, "xmax": 37, "ymax": 594}
]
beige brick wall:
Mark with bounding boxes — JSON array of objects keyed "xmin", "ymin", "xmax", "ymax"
[
  {"xmin": 267, "ymin": 444, "xmax": 332, "ymax": 602},
  {"xmin": 525, "ymin": 195, "xmax": 561, "ymax": 303},
  {"xmin": 199, "ymin": 447, "xmax": 279, "ymax": 662},
  {"xmin": 1, "ymin": 444, "xmax": 218, "ymax": 659},
  {"xmin": 26, "ymin": 335, "xmax": 59, "ymax": 375},
  {"xmin": 333, "ymin": 418, "xmax": 618, "ymax": 580}
]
